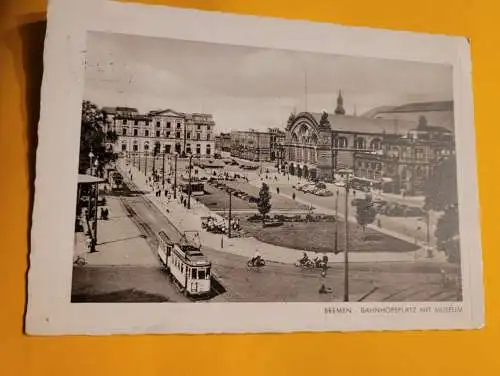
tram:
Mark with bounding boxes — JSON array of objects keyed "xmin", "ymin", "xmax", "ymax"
[{"xmin": 157, "ymin": 231, "xmax": 211, "ymax": 297}]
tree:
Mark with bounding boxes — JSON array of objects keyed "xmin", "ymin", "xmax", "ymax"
[
  {"xmin": 79, "ymin": 100, "xmax": 117, "ymax": 175},
  {"xmin": 355, "ymin": 195, "xmax": 377, "ymax": 231},
  {"xmin": 424, "ymin": 155, "xmax": 460, "ymax": 263},
  {"xmin": 435, "ymin": 205, "xmax": 460, "ymax": 263},
  {"xmin": 106, "ymin": 130, "xmax": 119, "ymax": 144},
  {"xmin": 424, "ymin": 155, "xmax": 457, "ymax": 211},
  {"xmin": 257, "ymin": 183, "xmax": 272, "ymax": 224}
]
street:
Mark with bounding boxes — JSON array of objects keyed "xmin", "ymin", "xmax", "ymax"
[{"xmin": 72, "ymin": 159, "xmax": 462, "ymax": 302}]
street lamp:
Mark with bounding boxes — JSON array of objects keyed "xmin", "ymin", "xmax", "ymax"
[
  {"xmin": 228, "ymin": 188, "xmax": 233, "ymax": 239},
  {"xmin": 334, "ymin": 190, "xmax": 339, "ymax": 252},
  {"xmin": 162, "ymin": 150, "xmax": 166, "ymax": 189},
  {"xmin": 94, "ymin": 158, "xmax": 99, "ymax": 178},
  {"xmin": 88, "ymin": 150, "xmax": 95, "ymax": 176},
  {"xmin": 341, "ymin": 170, "xmax": 353, "ymax": 302},
  {"xmin": 173, "ymin": 152, "xmax": 178, "ymax": 199},
  {"xmin": 187, "ymin": 154, "xmax": 193, "ymax": 209}
]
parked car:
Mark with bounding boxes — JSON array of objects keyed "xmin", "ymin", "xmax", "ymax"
[
  {"xmin": 301, "ymin": 183, "xmax": 317, "ymax": 193},
  {"xmin": 315, "ymin": 189, "xmax": 333, "ymax": 197}
]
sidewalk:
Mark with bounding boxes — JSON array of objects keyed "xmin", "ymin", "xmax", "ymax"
[
  {"xmin": 73, "ymin": 194, "xmax": 157, "ymax": 266},
  {"xmin": 120, "ymin": 159, "xmax": 445, "ymax": 265}
]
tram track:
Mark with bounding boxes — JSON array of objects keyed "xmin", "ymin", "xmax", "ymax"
[{"xmin": 119, "ymin": 179, "xmax": 228, "ymax": 300}]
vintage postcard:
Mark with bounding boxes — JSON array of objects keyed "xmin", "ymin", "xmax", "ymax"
[{"xmin": 26, "ymin": 0, "xmax": 483, "ymax": 334}]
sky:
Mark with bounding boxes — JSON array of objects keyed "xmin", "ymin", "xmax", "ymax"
[{"xmin": 83, "ymin": 31, "xmax": 453, "ymax": 132}]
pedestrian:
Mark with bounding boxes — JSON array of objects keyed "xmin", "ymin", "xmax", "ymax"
[
  {"xmin": 292, "ymin": 192, "xmax": 296, "ymax": 200},
  {"xmin": 276, "ymin": 187, "xmax": 280, "ymax": 195}
]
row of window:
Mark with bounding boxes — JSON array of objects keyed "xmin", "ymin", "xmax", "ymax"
[
  {"xmin": 171, "ymin": 254, "xmax": 210, "ymax": 280},
  {"xmin": 117, "ymin": 119, "xmax": 209, "ymax": 131},
  {"xmin": 121, "ymin": 128, "xmax": 211, "ymax": 140},
  {"xmin": 121, "ymin": 142, "xmax": 212, "ymax": 155},
  {"xmin": 357, "ymin": 161, "xmax": 383, "ymax": 170},
  {"xmin": 334, "ymin": 137, "xmax": 382, "ymax": 149}
]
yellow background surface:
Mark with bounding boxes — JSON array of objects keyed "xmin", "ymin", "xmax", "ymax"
[{"xmin": 0, "ymin": 0, "xmax": 497, "ymax": 374}]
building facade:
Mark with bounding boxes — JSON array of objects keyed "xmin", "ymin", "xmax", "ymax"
[
  {"xmin": 215, "ymin": 132, "xmax": 232, "ymax": 153},
  {"xmin": 353, "ymin": 126, "xmax": 454, "ymax": 195},
  {"xmin": 268, "ymin": 127, "xmax": 286, "ymax": 161},
  {"xmin": 230, "ymin": 131, "xmax": 272, "ymax": 162},
  {"xmin": 284, "ymin": 93, "xmax": 455, "ymax": 189},
  {"xmin": 106, "ymin": 108, "xmax": 216, "ymax": 157}
]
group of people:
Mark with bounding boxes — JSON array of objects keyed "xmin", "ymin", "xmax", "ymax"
[{"xmin": 298, "ymin": 251, "xmax": 329, "ymax": 269}]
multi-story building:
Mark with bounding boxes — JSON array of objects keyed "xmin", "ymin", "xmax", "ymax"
[
  {"xmin": 268, "ymin": 127, "xmax": 286, "ymax": 161},
  {"xmin": 215, "ymin": 132, "xmax": 232, "ymax": 153},
  {"xmin": 354, "ymin": 124, "xmax": 454, "ymax": 195},
  {"xmin": 108, "ymin": 108, "xmax": 216, "ymax": 157},
  {"xmin": 283, "ymin": 91, "xmax": 455, "ymax": 191},
  {"xmin": 230, "ymin": 130, "xmax": 272, "ymax": 162}
]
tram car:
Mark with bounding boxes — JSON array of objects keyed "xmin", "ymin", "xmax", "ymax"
[{"xmin": 157, "ymin": 231, "xmax": 211, "ymax": 297}]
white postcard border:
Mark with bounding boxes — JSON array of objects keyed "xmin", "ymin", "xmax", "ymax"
[{"xmin": 26, "ymin": 0, "xmax": 483, "ymax": 335}]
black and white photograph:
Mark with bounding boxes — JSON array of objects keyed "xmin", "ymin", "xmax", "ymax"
[
  {"xmin": 26, "ymin": 0, "xmax": 483, "ymax": 334},
  {"xmin": 73, "ymin": 32, "xmax": 461, "ymax": 304}
]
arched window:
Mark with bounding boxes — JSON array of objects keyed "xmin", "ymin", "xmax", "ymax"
[
  {"xmin": 355, "ymin": 137, "xmax": 366, "ymax": 149},
  {"xmin": 370, "ymin": 138, "xmax": 382, "ymax": 150},
  {"xmin": 335, "ymin": 137, "xmax": 348, "ymax": 148},
  {"xmin": 144, "ymin": 142, "xmax": 149, "ymax": 151}
]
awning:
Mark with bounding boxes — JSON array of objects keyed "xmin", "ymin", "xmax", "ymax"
[{"xmin": 78, "ymin": 174, "xmax": 105, "ymax": 184}]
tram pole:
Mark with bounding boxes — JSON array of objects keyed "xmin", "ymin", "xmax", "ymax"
[
  {"xmin": 335, "ymin": 190, "xmax": 339, "ymax": 252},
  {"xmin": 187, "ymin": 154, "xmax": 193, "ymax": 209},
  {"xmin": 162, "ymin": 152, "xmax": 166, "ymax": 188},
  {"xmin": 228, "ymin": 189, "xmax": 232, "ymax": 238},
  {"xmin": 173, "ymin": 153, "xmax": 178, "ymax": 199},
  {"xmin": 343, "ymin": 173, "xmax": 352, "ymax": 302}
]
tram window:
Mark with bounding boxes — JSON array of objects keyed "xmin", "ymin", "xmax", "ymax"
[
  {"xmin": 206, "ymin": 267, "xmax": 211, "ymax": 278},
  {"xmin": 191, "ymin": 268, "xmax": 197, "ymax": 279},
  {"xmin": 181, "ymin": 265, "xmax": 184, "ymax": 273},
  {"xmin": 198, "ymin": 269, "xmax": 206, "ymax": 280}
]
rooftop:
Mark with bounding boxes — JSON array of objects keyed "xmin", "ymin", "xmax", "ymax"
[
  {"xmin": 363, "ymin": 101, "xmax": 453, "ymax": 118},
  {"xmin": 309, "ymin": 112, "xmax": 416, "ymax": 135}
]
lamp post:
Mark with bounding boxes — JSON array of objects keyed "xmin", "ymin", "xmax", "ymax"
[
  {"xmin": 228, "ymin": 188, "xmax": 233, "ymax": 239},
  {"xmin": 144, "ymin": 151, "xmax": 148, "ymax": 176},
  {"xmin": 343, "ymin": 171, "xmax": 352, "ymax": 302},
  {"xmin": 90, "ymin": 179, "xmax": 99, "ymax": 252},
  {"xmin": 94, "ymin": 158, "xmax": 99, "ymax": 178},
  {"xmin": 334, "ymin": 190, "xmax": 339, "ymax": 252},
  {"xmin": 187, "ymin": 154, "xmax": 193, "ymax": 209},
  {"xmin": 138, "ymin": 151, "xmax": 141, "ymax": 172},
  {"xmin": 152, "ymin": 151, "xmax": 157, "ymax": 178},
  {"xmin": 173, "ymin": 152, "xmax": 178, "ymax": 199},
  {"xmin": 88, "ymin": 150, "xmax": 95, "ymax": 176},
  {"xmin": 162, "ymin": 151, "xmax": 166, "ymax": 188}
]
